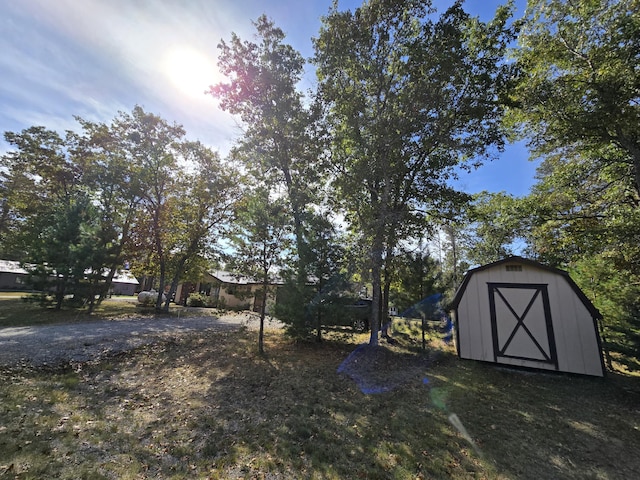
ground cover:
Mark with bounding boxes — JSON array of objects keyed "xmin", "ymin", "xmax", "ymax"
[
  {"xmin": 0, "ymin": 296, "xmax": 217, "ymax": 328},
  {"xmin": 1, "ymin": 319, "xmax": 639, "ymax": 479}
]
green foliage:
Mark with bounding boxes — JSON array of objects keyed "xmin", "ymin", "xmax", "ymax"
[
  {"xmin": 509, "ymin": 0, "xmax": 640, "ymax": 194},
  {"xmin": 272, "ymin": 280, "xmax": 316, "ymax": 340},
  {"xmin": 210, "ymin": 15, "xmax": 320, "ymax": 280},
  {"xmin": 228, "ymin": 188, "xmax": 292, "ymax": 352},
  {"xmin": 0, "ymin": 106, "xmax": 238, "ymax": 313},
  {"xmin": 389, "ymin": 248, "xmax": 441, "ymax": 314},
  {"xmin": 523, "ymin": 148, "xmax": 640, "ymax": 269},
  {"xmin": 186, "ymin": 292, "xmax": 212, "ymax": 308},
  {"xmin": 568, "ymin": 255, "xmax": 640, "ymax": 369},
  {"xmin": 228, "ymin": 189, "xmax": 292, "ymax": 283},
  {"xmin": 461, "ymin": 191, "xmax": 525, "ymax": 266},
  {"xmin": 508, "ymin": 0, "xmax": 640, "ymax": 363},
  {"xmin": 314, "ymin": 0, "xmax": 517, "ymax": 344},
  {"xmin": 0, "ymin": 127, "xmax": 117, "ymax": 310}
]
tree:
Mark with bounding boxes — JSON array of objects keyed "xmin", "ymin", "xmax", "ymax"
[
  {"xmin": 509, "ymin": 0, "xmax": 640, "ymax": 195},
  {"xmin": 96, "ymin": 107, "xmax": 240, "ymax": 312},
  {"xmin": 73, "ymin": 115, "xmax": 148, "ymax": 304},
  {"xmin": 522, "ymin": 149, "xmax": 640, "ymax": 268},
  {"xmin": 113, "ymin": 107, "xmax": 186, "ymax": 310},
  {"xmin": 388, "ymin": 246, "xmax": 440, "ymax": 314},
  {"xmin": 228, "ymin": 188, "xmax": 292, "ymax": 353},
  {"xmin": 519, "ymin": 148, "xmax": 640, "ymax": 363},
  {"xmin": 314, "ymin": 0, "xmax": 516, "ymax": 345},
  {"xmin": 299, "ymin": 212, "xmax": 348, "ymax": 342},
  {"xmin": 0, "ymin": 127, "xmax": 109, "ymax": 309},
  {"xmin": 1, "ymin": 127, "xmax": 82, "ymax": 260},
  {"xmin": 1, "ymin": 107, "xmax": 236, "ymax": 313},
  {"xmin": 461, "ymin": 191, "xmax": 524, "ymax": 266},
  {"xmin": 209, "ymin": 15, "xmax": 320, "ymax": 282},
  {"xmin": 157, "ymin": 141, "xmax": 240, "ymax": 312}
]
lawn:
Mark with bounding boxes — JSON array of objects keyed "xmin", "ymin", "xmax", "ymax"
[
  {"xmin": 1, "ymin": 311, "xmax": 639, "ymax": 479},
  {"xmin": 0, "ymin": 295, "xmax": 217, "ymax": 328}
]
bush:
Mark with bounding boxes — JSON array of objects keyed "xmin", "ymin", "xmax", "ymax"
[{"xmin": 186, "ymin": 292, "xmax": 211, "ymax": 307}]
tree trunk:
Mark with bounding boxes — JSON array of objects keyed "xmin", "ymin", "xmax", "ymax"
[
  {"xmin": 281, "ymin": 166, "xmax": 307, "ymax": 284},
  {"xmin": 259, "ymin": 280, "xmax": 268, "ymax": 354},
  {"xmin": 315, "ymin": 280, "xmax": 323, "ymax": 342},
  {"xmin": 382, "ymin": 275, "xmax": 391, "ymax": 337},
  {"xmin": 164, "ymin": 275, "xmax": 181, "ymax": 312},
  {"xmin": 156, "ymin": 266, "xmax": 166, "ymax": 312},
  {"xmin": 369, "ymin": 231, "xmax": 384, "ymax": 346},
  {"xmin": 381, "ymin": 242, "xmax": 394, "ymax": 337},
  {"xmin": 54, "ymin": 276, "xmax": 65, "ymax": 310}
]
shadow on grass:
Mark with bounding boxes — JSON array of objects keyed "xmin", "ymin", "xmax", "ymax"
[
  {"xmin": 441, "ymin": 360, "xmax": 640, "ymax": 480},
  {"xmin": 1, "ymin": 329, "xmax": 639, "ymax": 479}
]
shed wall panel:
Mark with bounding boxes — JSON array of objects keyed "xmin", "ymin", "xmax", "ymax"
[{"xmin": 462, "ymin": 270, "xmax": 492, "ymax": 361}]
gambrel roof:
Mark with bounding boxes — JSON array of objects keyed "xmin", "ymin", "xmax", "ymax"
[{"xmin": 450, "ymin": 256, "xmax": 601, "ymax": 320}]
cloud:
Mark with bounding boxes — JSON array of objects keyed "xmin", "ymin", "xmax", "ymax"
[
  {"xmin": 0, "ymin": 0, "xmax": 254, "ymax": 153},
  {"xmin": 0, "ymin": 0, "xmax": 355, "ymax": 157}
]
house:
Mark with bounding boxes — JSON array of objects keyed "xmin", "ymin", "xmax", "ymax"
[
  {"xmin": 0, "ymin": 260, "xmax": 29, "ymax": 290},
  {"xmin": 174, "ymin": 270, "xmax": 282, "ymax": 313},
  {"xmin": 210, "ymin": 271, "xmax": 283, "ymax": 313},
  {"xmin": 449, "ymin": 256, "xmax": 605, "ymax": 377},
  {"xmin": 110, "ymin": 270, "xmax": 139, "ymax": 296},
  {"xmin": 172, "ymin": 271, "xmax": 219, "ymax": 306},
  {"xmin": 0, "ymin": 259, "xmax": 138, "ymax": 295}
]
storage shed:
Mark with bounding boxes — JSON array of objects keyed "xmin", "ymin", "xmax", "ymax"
[{"xmin": 450, "ymin": 256, "xmax": 605, "ymax": 377}]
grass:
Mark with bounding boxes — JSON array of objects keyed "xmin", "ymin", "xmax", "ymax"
[
  {"xmin": 1, "ymin": 312, "xmax": 639, "ymax": 479},
  {"xmin": 0, "ymin": 295, "xmax": 221, "ymax": 328}
]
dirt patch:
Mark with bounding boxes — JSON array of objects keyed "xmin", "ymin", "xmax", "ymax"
[{"xmin": 0, "ymin": 311, "xmax": 283, "ymax": 368}]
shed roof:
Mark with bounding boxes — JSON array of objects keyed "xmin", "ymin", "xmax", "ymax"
[{"xmin": 450, "ymin": 256, "xmax": 602, "ymax": 319}]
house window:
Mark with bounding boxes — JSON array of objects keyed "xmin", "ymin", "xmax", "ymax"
[{"xmin": 505, "ymin": 265, "xmax": 522, "ymax": 272}]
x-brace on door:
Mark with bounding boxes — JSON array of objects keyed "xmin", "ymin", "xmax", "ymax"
[{"xmin": 488, "ymin": 283, "xmax": 558, "ymax": 369}]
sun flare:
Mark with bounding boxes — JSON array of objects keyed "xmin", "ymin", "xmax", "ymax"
[{"xmin": 164, "ymin": 46, "xmax": 219, "ymax": 100}]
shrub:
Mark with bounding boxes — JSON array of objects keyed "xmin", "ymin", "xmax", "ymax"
[{"xmin": 186, "ymin": 292, "xmax": 211, "ymax": 307}]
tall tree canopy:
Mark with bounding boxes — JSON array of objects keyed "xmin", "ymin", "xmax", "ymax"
[
  {"xmin": 461, "ymin": 191, "xmax": 524, "ymax": 266},
  {"xmin": 510, "ymin": 0, "xmax": 640, "ymax": 195},
  {"xmin": 209, "ymin": 15, "xmax": 320, "ymax": 280},
  {"xmin": 506, "ymin": 0, "xmax": 640, "ymax": 362},
  {"xmin": 314, "ymin": 0, "xmax": 516, "ymax": 344},
  {"xmin": 0, "ymin": 107, "xmax": 237, "ymax": 312},
  {"xmin": 1, "ymin": 127, "xmax": 108, "ymax": 309}
]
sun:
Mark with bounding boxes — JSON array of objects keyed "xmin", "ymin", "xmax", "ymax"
[{"xmin": 164, "ymin": 46, "xmax": 219, "ymax": 100}]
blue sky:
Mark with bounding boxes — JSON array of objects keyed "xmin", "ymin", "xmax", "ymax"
[{"xmin": 0, "ymin": 0, "xmax": 535, "ymax": 197}]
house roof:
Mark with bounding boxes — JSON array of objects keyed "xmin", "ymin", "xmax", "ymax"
[
  {"xmin": 449, "ymin": 256, "xmax": 602, "ymax": 319},
  {"xmin": 112, "ymin": 270, "xmax": 139, "ymax": 285},
  {"xmin": 211, "ymin": 270, "xmax": 253, "ymax": 285},
  {"xmin": 210, "ymin": 270, "xmax": 284, "ymax": 285},
  {"xmin": 0, "ymin": 260, "xmax": 28, "ymax": 275},
  {"xmin": 0, "ymin": 259, "xmax": 138, "ymax": 285}
]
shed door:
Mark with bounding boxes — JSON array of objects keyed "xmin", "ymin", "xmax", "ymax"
[{"xmin": 488, "ymin": 283, "xmax": 558, "ymax": 369}]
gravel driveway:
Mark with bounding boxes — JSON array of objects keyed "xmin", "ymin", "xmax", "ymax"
[{"xmin": 0, "ymin": 312, "xmax": 284, "ymax": 368}]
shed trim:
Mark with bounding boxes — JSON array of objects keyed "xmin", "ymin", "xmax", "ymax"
[{"xmin": 488, "ymin": 282, "xmax": 559, "ymax": 370}]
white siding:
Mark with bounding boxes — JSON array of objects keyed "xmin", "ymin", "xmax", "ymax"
[{"xmin": 458, "ymin": 272, "xmax": 492, "ymax": 361}]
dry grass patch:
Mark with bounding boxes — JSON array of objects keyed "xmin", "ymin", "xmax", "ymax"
[
  {"xmin": 0, "ymin": 296, "xmax": 223, "ymax": 328},
  {"xmin": 1, "ymin": 327, "xmax": 639, "ymax": 479}
]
